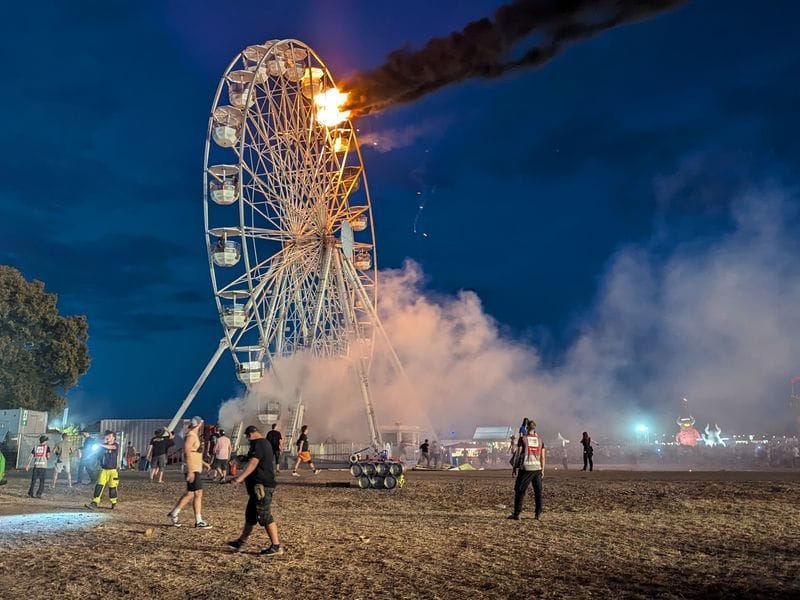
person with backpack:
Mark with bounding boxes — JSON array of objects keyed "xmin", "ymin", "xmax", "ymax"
[{"xmin": 508, "ymin": 420, "xmax": 546, "ymax": 520}]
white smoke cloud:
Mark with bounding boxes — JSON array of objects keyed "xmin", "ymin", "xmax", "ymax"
[
  {"xmin": 219, "ymin": 187, "xmax": 800, "ymax": 443},
  {"xmin": 358, "ymin": 118, "xmax": 449, "ymax": 153}
]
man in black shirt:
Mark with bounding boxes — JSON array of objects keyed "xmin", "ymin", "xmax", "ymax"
[
  {"xmin": 78, "ymin": 431, "xmax": 96, "ymax": 485},
  {"xmin": 418, "ymin": 439, "xmax": 430, "ymax": 467},
  {"xmin": 265, "ymin": 424, "xmax": 283, "ymax": 472},
  {"xmin": 228, "ymin": 425, "xmax": 283, "ymax": 556},
  {"xmin": 147, "ymin": 429, "xmax": 174, "ymax": 483}
]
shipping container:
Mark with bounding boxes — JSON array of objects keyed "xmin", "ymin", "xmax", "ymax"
[
  {"xmin": 92, "ymin": 419, "xmax": 189, "ymax": 468},
  {"xmin": 0, "ymin": 408, "xmax": 49, "ymax": 452}
]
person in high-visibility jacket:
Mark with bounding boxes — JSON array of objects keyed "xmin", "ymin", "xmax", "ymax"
[
  {"xmin": 508, "ymin": 420, "xmax": 546, "ymax": 520},
  {"xmin": 86, "ymin": 430, "xmax": 120, "ymax": 509},
  {"xmin": 0, "ymin": 450, "xmax": 7, "ymax": 485}
]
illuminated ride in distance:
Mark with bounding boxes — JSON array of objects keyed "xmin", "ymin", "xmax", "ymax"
[
  {"xmin": 675, "ymin": 415, "xmax": 702, "ymax": 447},
  {"xmin": 169, "ymin": 39, "xmax": 404, "ymax": 447}
]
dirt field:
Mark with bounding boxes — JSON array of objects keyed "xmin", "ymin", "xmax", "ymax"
[{"xmin": 1, "ymin": 467, "xmax": 798, "ymax": 599}]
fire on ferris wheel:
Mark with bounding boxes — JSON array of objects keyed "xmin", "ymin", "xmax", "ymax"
[{"xmin": 167, "ymin": 39, "xmax": 407, "ymax": 447}]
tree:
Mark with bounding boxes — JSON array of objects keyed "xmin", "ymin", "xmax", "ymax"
[{"xmin": 0, "ymin": 266, "xmax": 90, "ymax": 413}]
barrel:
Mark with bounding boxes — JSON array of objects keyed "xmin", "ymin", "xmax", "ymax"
[
  {"xmin": 357, "ymin": 475, "xmax": 371, "ymax": 489},
  {"xmin": 384, "ymin": 474, "xmax": 397, "ymax": 489},
  {"xmin": 350, "ymin": 463, "xmax": 363, "ymax": 477}
]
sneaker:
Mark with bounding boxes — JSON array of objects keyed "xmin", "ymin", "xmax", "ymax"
[
  {"xmin": 534, "ymin": 512, "xmax": 541, "ymax": 521},
  {"xmin": 260, "ymin": 544, "xmax": 285, "ymax": 556},
  {"xmin": 168, "ymin": 512, "xmax": 181, "ymax": 527},
  {"xmin": 195, "ymin": 521, "xmax": 212, "ymax": 529},
  {"xmin": 85, "ymin": 502, "xmax": 98, "ymax": 510},
  {"xmin": 110, "ymin": 503, "xmax": 117, "ymax": 510},
  {"xmin": 313, "ymin": 469, "xmax": 321, "ymax": 475},
  {"xmin": 226, "ymin": 539, "xmax": 245, "ymax": 551},
  {"xmin": 506, "ymin": 514, "xmax": 519, "ymax": 520},
  {"xmin": 292, "ymin": 472, "xmax": 299, "ymax": 477}
]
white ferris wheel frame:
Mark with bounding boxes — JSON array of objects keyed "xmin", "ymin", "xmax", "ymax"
[{"xmin": 168, "ymin": 39, "xmax": 404, "ymax": 446}]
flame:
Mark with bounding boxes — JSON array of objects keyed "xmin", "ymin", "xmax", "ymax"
[{"xmin": 314, "ymin": 88, "xmax": 351, "ymax": 127}]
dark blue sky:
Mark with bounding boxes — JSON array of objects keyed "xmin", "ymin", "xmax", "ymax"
[{"xmin": 1, "ymin": 1, "xmax": 798, "ymax": 423}]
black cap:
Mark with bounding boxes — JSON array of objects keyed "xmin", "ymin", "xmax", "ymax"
[
  {"xmin": 39, "ymin": 435, "xmax": 48, "ymax": 443},
  {"xmin": 244, "ymin": 425, "xmax": 259, "ymax": 436},
  {"xmin": 104, "ymin": 430, "xmax": 114, "ymax": 436}
]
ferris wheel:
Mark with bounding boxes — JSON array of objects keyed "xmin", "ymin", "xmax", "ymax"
[{"xmin": 169, "ymin": 39, "xmax": 395, "ymax": 446}]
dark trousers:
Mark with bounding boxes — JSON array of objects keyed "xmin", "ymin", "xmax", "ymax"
[
  {"xmin": 79, "ymin": 460, "xmax": 95, "ymax": 484},
  {"xmin": 583, "ymin": 453, "xmax": 593, "ymax": 471},
  {"xmin": 28, "ymin": 467, "xmax": 47, "ymax": 497},
  {"xmin": 513, "ymin": 469, "xmax": 543, "ymax": 516}
]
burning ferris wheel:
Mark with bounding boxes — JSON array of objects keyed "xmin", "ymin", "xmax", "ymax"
[{"xmin": 170, "ymin": 39, "xmax": 395, "ymax": 446}]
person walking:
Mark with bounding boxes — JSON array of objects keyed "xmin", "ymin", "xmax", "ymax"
[
  {"xmin": 168, "ymin": 417, "xmax": 211, "ymax": 528},
  {"xmin": 508, "ymin": 420, "xmax": 545, "ymax": 520},
  {"xmin": 418, "ymin": 439, "xmax": 430, "ymax": 467},
  {"xmin": 146, "ymin": 428, "xmax": 173, "ymax": 483},
  {"xmin": 431, "ymin": 440, "xmax": 440, "ymax": 468},
  {"xmin": 85, "ymin": 430, "xmax": 120, "ymax": 509},
  {"xmin": 266, "ymin": 424, "xmax": 283, "ymax": 472},
  {"xmin": 581, "ymin": 432, "xmax": 594, "ymax": 472},
  {"xmin": 125, "ymin": 442, "xmax": 138, "ymax": 470},
  {"xmin": 25, "ymin": 435, "xmax": 51, "ymax": 498},
  {"xmin": 227, "ymin": 425, "xmax": 284, "ymax": 556},
  {"xmin": 212, "ymin": 429, "xmax": 232, "ymax": 482},
  {"xmin": 0, "ymin": 450, "xmax": 6, "ymax": 486},
  {"xmin": 292, "ymin": 425, "xmax": 320, "ymax": 476},
  {"xmin": 52, "ymin": 432, "xmax": 74, "ymax": 488}
]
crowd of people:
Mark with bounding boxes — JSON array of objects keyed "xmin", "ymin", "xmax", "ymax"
[{"xmin": 12, "ymin": 417, "xmax": 329, "ymax": 556}]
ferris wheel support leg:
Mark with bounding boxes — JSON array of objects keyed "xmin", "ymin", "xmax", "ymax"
[
  {"xmin": 356, "ymin": 361, "xmax": 382, "ymax": 448},
  {"xmin": 167, "ymin": 339, "xmax": 228, "ymax": 432},
  {"xmin": 343, "ymin": 257, "xmax": 409, "ymax": 382}
]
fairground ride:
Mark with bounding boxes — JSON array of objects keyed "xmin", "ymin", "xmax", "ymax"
[{"xmin": 168, "ymin": 39, "xmax": 406, "ymax": 447}]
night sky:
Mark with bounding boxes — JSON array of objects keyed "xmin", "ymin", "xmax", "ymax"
[{"xmin": 1, "ymin": 1, "xmax": 798, "ymax": 425}]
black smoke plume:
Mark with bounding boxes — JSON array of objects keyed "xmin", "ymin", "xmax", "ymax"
[{"xmin": 344, "ymin": 0, "xmax": 685, "ymax": 116}]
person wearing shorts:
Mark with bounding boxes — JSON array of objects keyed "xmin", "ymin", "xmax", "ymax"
[
  {"xmin": 52, "ymin": 433, "xmax": 74, "ymax": 488},
  {"xmin": 168, "ymin": 417, "xmax": 211, "ymax": 528},
  {"xmin": 211, "ymin": 429, "xmax": 231, "ymax": 482},
  {"xmin": 147, "ymin": 429, "xmax": 173, "ymax": 483},
  {"xmin": 292, "ymin": 425, "xmax": 320, "ymax": 476},
  {"xmin": 227, "ymin": 425, "xmax": 283, "ymax": 556}
]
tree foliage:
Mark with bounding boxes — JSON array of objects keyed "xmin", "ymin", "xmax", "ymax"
[{"xmin": 0, "ymin": 266, "xmax": 90, "ymax": 412}]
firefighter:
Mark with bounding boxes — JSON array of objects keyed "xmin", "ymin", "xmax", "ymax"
[
  {"xmin": 508, "ymin": 419, "xmax": 546, "ymax": 520},
  {"xmin": 85, "ymin": 430, "xmax": 120, "ymax": 509}
]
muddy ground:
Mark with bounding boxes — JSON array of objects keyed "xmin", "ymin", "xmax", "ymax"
[{"xmin": 0, "ymin": 467, "xmax": 798, "ymax": 599}]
